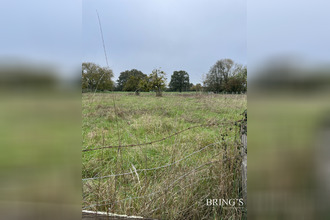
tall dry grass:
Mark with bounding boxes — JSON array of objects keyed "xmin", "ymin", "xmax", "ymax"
[{"xmin": 82, "ymin": 92, "xmax": 247, "ymax": 219}]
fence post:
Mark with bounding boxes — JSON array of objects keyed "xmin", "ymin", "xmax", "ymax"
[{"xmin": 240, "ymin": 110, "xmax": 247, "ymax": 204}]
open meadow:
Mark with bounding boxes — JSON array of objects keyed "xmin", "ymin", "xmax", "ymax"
[{"xmin": 82, "ymin": 92, "xmax": 247, "ymax": 219}]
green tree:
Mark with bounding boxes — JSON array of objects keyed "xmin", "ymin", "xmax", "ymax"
[
  {"xmin": 82, "ymin": 74, "xmax": 89, "ymax": 91},
  {"xmin": 225, "ymin": 65, "xmax": 247, "ymax": 93},
  {"xmin": 203, "ymin": 59, "xmax": 233, "ymax": 92},
  {"xmin": 189, "ymin": 83, "xmax": 194, "ymax": 91},
  {"xmin": 82, "ymin": 62, "xmax": 114, "ymax": 92},
  {"xmin": 138, "ymin": 78, "xmax": 150, "ymax": 92},
  {"xmin": 204, "ymin": 59, "xmax": 246, "ymax": 93},
  {"xmin": 169, "ymin": 70, "xmax": 190, "ymax": 92},
  {"xmin": 117, "ymin": 69, "xmax": 146, "ymax": 91},
  {"xmin": 147, "ymin": 69, "xmax": 167, "ymax": 96},
  {"xmin": 123, "ymin": 74, "xmax": 148, "ymax": 95},
  {"xmin": 191, "ymin": 83, "xmax": 203, "ymax": 92}
]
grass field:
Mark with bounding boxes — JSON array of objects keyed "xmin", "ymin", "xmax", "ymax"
[{"xmin": 82, "ymin": 92, "xmax": 247, "ymax": 219}]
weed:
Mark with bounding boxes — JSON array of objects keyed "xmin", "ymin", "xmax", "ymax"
[{"xmin": 82, "ymin": 92, "xmax": 247, "ymax": 219}]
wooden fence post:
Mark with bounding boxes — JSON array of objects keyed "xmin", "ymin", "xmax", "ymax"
[{"xmin": 240, "ymin": 110, "xmax": 247, "ymax": 204}]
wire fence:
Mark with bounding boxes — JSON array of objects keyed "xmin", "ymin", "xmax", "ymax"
[
  {"xmin": 83, "ymin": 157, "xmax": 222, "ymax": 210},
  {"xmin": 82, "ymin": 114, "xmax": 247, "ymax": 219},
  {"xmin": 82, "ymin": 88, "xmax": 247, "ymax": 219},
  {"xmin": 82, "ymin": 121, "xmax": 234, "ymax": 152},
  {"xmin": 83, "ymin": 141, "xmax": 225, "ymax": 180}
]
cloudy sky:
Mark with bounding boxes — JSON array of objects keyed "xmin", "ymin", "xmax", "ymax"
[
  {"xmin": 0, "ymin": 0, "xmax": 81, "ymax": 78},
  {"xmin": 248, "ymin": 0, "xmax": 330, "ymax": 73},
  {"xmin": 1, "ymin": 0, "xmax": 329, "ymax": 82},
  {"xmin": 83, "ymin": 0, "xmax": 246, "ymax": 84}
]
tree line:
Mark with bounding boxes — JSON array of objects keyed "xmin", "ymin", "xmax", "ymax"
[{"xmin": 82, "ymin": 58, "xmax": 247, "ymax": 96}]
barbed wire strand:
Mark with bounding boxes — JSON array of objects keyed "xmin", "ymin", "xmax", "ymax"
[
  {"xmin": 82, "ymin": 141, "xmax": 223, "ymax": 181},
  {"xmin": 82, "ymin": 144, "xmax": 237, "ymax": 204},
  {"xmin": 83, "ymin": 159, "xmax": 220, "ymax": 209},
  {"xmin": 83, "ymin": 121, "xmax": 235, "ymax": 152}
]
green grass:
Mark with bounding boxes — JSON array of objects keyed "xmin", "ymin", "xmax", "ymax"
[{"xmin": 82, "ymin": 92, "xmax": 247, "ymax": 219}]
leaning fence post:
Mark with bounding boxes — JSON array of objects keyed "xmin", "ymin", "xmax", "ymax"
[{"xmin": 240, "ymin": 110, "xmax": 247, "ymax": 204}]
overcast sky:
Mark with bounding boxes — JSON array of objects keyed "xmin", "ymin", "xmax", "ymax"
[
  {"xmin": 0, "ymin": 0, "xmax": 81, "ymax": 78},
  {"xmin": 248, "ymin": 0, "xmax": 330, "ymax": 74},
  {"xmin": 83, "ymin": 0, "xmax": 246, "ymax": 84},
  {"xmin": 2, "ymin": 1, "xmax": 329, "ymax": 82}
]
